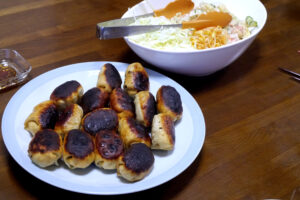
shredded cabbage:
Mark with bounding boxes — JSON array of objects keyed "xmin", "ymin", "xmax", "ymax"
[{"xmin": 129, "ymin": 17, "xmax": 194, "ymax": 51}]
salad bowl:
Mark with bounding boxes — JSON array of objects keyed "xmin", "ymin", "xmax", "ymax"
[{"xmin": 122, "ymin": 0, "xmax": 267, "ymax": 76}]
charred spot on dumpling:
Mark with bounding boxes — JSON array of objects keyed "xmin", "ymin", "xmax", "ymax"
[
  {"xmin": 133, "ymin": 72, "xmax": 149, "ymax": 92},
  {"xmin": 163, "ymin": 115, "xmax": 175, "ymax": 142},
  {"xmin": 122, "ymin": 143, "xmax": 154, "ymax": 173},
  {"xmin": 95, "ymin": 130, "xmax": 124, "ymax": 160},
  {"xmin": 127, "ymin": 117, "xmax": 150, "ymax": 140},
  {"xmin": 156, "ymin": 85, "xmax": 183, "ymax": 121},
  {"xmin": 135, "ymin": 91, "xmax": 156, "ymax": 127},
  {"xmin": 160, "ymin": 86, "xmax": 182, "ymax": 114},
  {"xmin": 124, "ymin": 62, "xmax": 149, "ymax": 97},
  {"xmin": 24, "ymin": 100, "xmax": 59, "ymax": 136},
  {"xmin": 64, "ymin": 129, "xmax": 94, "ymax": 159},
  {"xmin": 39, "ymin": 103, "xmax": 58, "ymax": 129},
  {"xmin": 81, "ymin": 87, "xmax": 109, "ymax": 114},
  {"xmin": 97, "ymin": 63, "xmax": 122, "ymax": 93},
  {"xmin": 29, "ymin": 129, "xmax": 61, "ymax": 153},
  {"xmin": 118, "ymin": 117, "xmax": 152, "ymax": 148},
  {"xmin": 55, "ymin": 104, "xmax": 74, "ymax": 127},
  {"xmin": 28, "ymin": 129, "xmax": 62, "ymax": 168},
  {"xmin": 110, "ymin": 88, "xmax": 135, "ymax": 114},
  {"xmin": 54, "ymin": 103, "xmax": 83, "ymax": 137},
  {"xmin": 82, "ymin": 108, "xmax": 118, "ymax": 136},
  {"xmin": 50, "ymin": 80, "xmax": 82, "ymax": 101},
  {"xmin": 104, "ymin": 63, "xmax": 122, "ymax": 89},
  {"xmin": 144, "ymin": 93, "xmax": 156, "ymax": 124}
]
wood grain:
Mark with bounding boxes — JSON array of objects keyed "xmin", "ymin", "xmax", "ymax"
[{"xmin": 0, "ymin": 0, "xmax": 300, "ymax": 199}]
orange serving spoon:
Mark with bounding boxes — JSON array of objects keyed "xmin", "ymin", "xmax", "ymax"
[
  {"xmin": 154, "ymin": 0, "xmax": 194, "ymax": 19},
  {"xmin": 153, "ymin": 0, "xmax": 231, "ymax": 29},
  {"xmin": 182, "ymin": 11, "xmax": 232, "ymax": 30}
]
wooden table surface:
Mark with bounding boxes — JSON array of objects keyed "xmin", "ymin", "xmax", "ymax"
[{"xmin": 0, "ymin": 0, "xmax": 299, "ymax": 199}]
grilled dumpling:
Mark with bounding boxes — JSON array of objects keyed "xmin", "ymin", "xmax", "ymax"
[
  {"xmin": 50, "ymin": 80, "xmax": 83, "ymax": 109},
  {"xmin": 117, "ymin": 143, "xmax": 154, "ymax": 182},
  {"xmin": 81, "ymin": 87, "xmax": 109, "ymax": 114},
  {"xmin": 151, "ymin": 114, "xmax": 175, "ymax": 150},
  {"xmin": 28, "ymin": 129, "xmax": 62, "ymax": 168},
  {"xmin": 97, "ymin": 63, "xmax": 122, "ymax": 93},
  {"xmin": 24, "ymin": 100, "xmax": 58, "ymax": 136},
  {"xmin": 63, "ymin": 129, "xmax": 95, "ymax": 169},
  {"xmin": 110, "ymin": 88, "xmax": 135, "ymax": 119},
  {"xmin": 54, "ymin": 104, "xmax": 83, "ymax": 137},
  {"xmin": 156, "ymin": 85, "xmax": 183, "ymax": 121},
  {"xmin": 134, "ymin": 91, "xmax": 156, "ymax": 127},
  {"xmin": 94, "ymin": 130, "xmax": 124, "ymax": 170},
  {"xmin": 82, "ymin": 108, "xmax": 118, "ymax": 136},
  {"xmin": 118, "ymin": 117, "xmax": 151, "ymax": 148},
  {"xmin": 123, "ymin": 62, "xmax": 149, "ymax": 97}
]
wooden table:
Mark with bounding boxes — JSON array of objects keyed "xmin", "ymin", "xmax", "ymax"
[{"xmin": 0, "ymin": 0, "xmax": 299, "ymax": 199}]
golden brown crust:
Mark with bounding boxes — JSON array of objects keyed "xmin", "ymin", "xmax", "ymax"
[
  {"xmin": 50, "ymin": 80, "xmax": 83, "ymax": 109},
  {"xmin": 24, "ymin": 100, "xmax": 58, "ymax": 136},
  {"xmin": 97, "ymin": 63, "xmax": 122, "ymax": 93},
  {"xmin": 81, "ymin": 87, "xmax": 109, "ymax": 114},
  {"xmin": 151, "ymin": 114, "xmax": 175, "ymax": 150},
  {"xmin": 117, "ymin": 143, "xmax": 154, "ymax": 182},
  {"xmin": 156, "ymin": 85, "xmax": 183, "ymax": 121},
  {"xmin": 134, "ymin": 91, "xmax": 156, "ymax": 127},
  {"xmin": 28, "ymin": 129, "xmax": 62, "ymax": 168},
  {"xmin": 63, "ymin": 129, "xmax": 95, "ymax": 169},
  {"xmin": 118, "ymin": 117, "xmax": 151, "ymax": 148},
  {"xmin": 94, "ymin": 130, "xmax": 124, "ymax": 169},
  {"xmin": 81, "ymin": 108, "xmax": 118, "ymax": 136},
  {"xmin": 54, "ymin": 104, "xmax": 83, "ymax": 137},
  {"xmin": 110, "ymin": 88, "xmax": 135, "ymax": 119},
  {"xmin": 123, "ymin": 62, "xmax": 149, "ymax": 97}
]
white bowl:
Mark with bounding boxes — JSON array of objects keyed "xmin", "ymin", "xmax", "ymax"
[{"xmin": 122, "ymin": 0, "xmax": 267, "ymax": 76}]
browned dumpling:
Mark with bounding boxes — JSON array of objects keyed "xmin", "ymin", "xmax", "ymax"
[
  {"xmin": 123, "ymin": 62, "xmax": 149, "ymax": 97},
  {"xmin": 151, "ymin": 114, "xmax": 175, "ymax": 150},
  {"xmin": 117, "ymin": 143, "xmax": 154, "ymax": 182},
  {"xmin": 80, "ymin": 87, "xmax": 109, "ymax": 114},
  {"xmin": 134, "ymin": 91, "xmax": 156, "ymax": 127},
  {"xmin": 28, "ymin": 129, "xmax": 62, "ymax": 168},
  {"xmin": 156, "ymin": 85, "xmax": 183, "ymax": 121},
  {"xmin": 94, "ymin": 130, "xmax": 124, "ymax": 170},
  {"xmin": 110, "ymin": 88, "xmax": 135, "ymax": 119},
  {"xmin": 118, "ymin": 117, "xmax": 151, "ymax": 148},
  {"xmin": 54, "ymin": 104, "xmax": 83, "ymax": 137},
  {"xmin": 81, "ymin": 108, "xmax": 118, "ymax": 136},
  {"xmin": 97, "ymin": 63, "xmax": 122, "ymax": 93},
  {"xmin": 63, "ymin": 129, "xmax": 95, "ymax": 169},
  {"xmin": 50, "ymin": 80, "xmax": 83, "ymax": 109},
  {"xmin": 24, "ymin": 100, "xmax": 58, "ymax": 136}
]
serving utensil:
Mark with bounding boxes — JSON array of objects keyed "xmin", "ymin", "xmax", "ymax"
[
  {"xmin": 278, "ymin": 67, "xmax": 300, "ymax": 82},
  {"xmin": 96, "ymin": 12, "xmax": 232, "ymax": 40}
]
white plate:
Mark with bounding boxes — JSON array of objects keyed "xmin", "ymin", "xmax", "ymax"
[{"xmin": 1, "ymin": 61, "xmax": 205, "ymax": 195}]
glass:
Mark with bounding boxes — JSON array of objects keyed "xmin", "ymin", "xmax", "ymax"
[{"xmin": 0, "ymin": 49, "xmax": 31, "ymax": 90}]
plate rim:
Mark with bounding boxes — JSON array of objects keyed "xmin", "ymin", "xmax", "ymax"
[{"xmin": 1, "ymin": 61, "xmax": 206, "ymax": 195}]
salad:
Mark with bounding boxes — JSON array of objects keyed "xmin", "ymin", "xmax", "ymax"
[{"xmin": 128, "ymin": 2, "xmax": 257, "ymax": 51}]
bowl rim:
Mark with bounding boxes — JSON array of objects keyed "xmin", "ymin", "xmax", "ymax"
[{"xmin": 123, "ymin": 0, "xmax": 268, "ymax": 54}]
